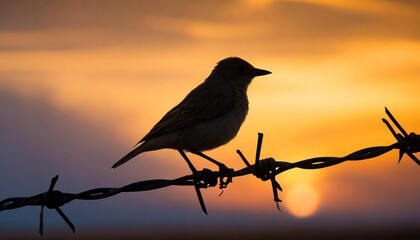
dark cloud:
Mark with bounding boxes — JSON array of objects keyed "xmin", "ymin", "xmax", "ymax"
[
  {"xmin": 0, "ymin": 0, "xmax": 230, "ymax": 50},
  {"xmin": 265, "ymin": 1, "xmax": 420, "ymax": 41},
  {"xmin": 387, "ymin": 0, "xmax": 420, "ymax": 8},
  {"xmin": 1, "ymin": 0, "xmax": 419, "ymax": 53},
  {"xmin": 0, "ymin": 0, "xmax": 228, "ymax": 31}
]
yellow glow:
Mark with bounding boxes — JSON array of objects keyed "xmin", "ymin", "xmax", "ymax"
[{"xmin": 285, "ymin": 184, "xmax": 320, "ymax": 218}]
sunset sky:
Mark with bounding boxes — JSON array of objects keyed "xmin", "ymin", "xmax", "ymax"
[{"xmin": 1, "ymin": 0, "xmax": 419, "ymax": 238}]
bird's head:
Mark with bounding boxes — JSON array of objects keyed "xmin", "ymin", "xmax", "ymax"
[{"xmin": 208, "ymin": 57, "xmax": 271, "ymax": 88}]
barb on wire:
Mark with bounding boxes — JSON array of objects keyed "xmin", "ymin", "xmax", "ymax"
[
  {"xmin": 383, "ymin": 107, "xmax": 420, "ymax": 165},
  {"xmin": 0, "ymin": 107, "xmax": 419, "ymax": 235},
  {"xmin": 178, "ymin": 150, "xmax": 208, "ymax": 214},
  {"xmin": 39, "ymin": 175, "xmax": 75, "ymax": 236}
]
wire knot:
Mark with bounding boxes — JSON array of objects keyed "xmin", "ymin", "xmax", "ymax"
[
  {"xmin": 218, "ymin": 167, "xmax": 234, "ymax": 190},
  {"xmin": 382, "ymin": 107, "xmax": 420, "ymax": 165},
  {"xmin": 42, "ymin": 190, "xmax": 64, "ymax": 209},
  {"xmin": 405, "ymin": 132, "xmax": 420, "ymax": 153},
  {"xmin": 39, "ymin": 175, "xmax": 75, "ymax": 236},
  {"xmin": 253, "ymin": 157, "xmax": 277, "ymax": 181},
  {"xmin": 195, "ymin": 168, "xmax": 218, "ymax": 188}
]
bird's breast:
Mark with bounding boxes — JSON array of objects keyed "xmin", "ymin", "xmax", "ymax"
[{"xmin": 236, "ymin": 90, "xmax": 249, "ymax": 119}]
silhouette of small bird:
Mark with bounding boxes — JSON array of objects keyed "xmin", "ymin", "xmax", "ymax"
[{"xmin": 112, "ymin": 57, "xmax": 271, "ymax": 169}]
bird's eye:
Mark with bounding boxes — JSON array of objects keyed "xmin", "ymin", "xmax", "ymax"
[{"xmin": 238, "ymin": 66, "xmax": 247, "ymax": 74}]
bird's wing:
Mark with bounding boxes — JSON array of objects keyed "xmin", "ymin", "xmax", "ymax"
[{"xmin": 139, "ymin": 82, "xmax": 234, "ymax": 143}]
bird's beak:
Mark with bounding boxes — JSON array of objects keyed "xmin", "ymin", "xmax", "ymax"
[{"xmin": 253, "ymin": 68, "xmax": 272, "ymax": 76}]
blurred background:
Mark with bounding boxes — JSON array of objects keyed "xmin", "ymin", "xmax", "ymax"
[{"xmin": 1, "ymin": 0, "xmax": 419, "ymax": 239}]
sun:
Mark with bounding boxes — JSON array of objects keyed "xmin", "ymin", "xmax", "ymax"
[{"xmin": 284, "ymin": 184, "xmax": 320, "ymax": 218}]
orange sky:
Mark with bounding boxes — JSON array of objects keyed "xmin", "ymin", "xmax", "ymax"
[{"xmin": 0, "ymin": 0, "xmax": 419, "ymax": 236}]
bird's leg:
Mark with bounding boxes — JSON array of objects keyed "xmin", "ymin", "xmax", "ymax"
[
  {"xmin": 189, "ymin": 150, "xmax": 228, "ymax": 170},
  {"xmin": 190, "ymin": 150, "xmax": 233, "ymax": 189},
  {"xmin": 178, "ymin": 150, "xmax": 198, "ymax": 172}
]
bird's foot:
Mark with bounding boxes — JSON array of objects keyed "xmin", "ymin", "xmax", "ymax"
[
  {"xmin": 197, "ymin": 168, "xmax": 218, "ymax": 188},
  {"xmin": 217, "ymin": 164, "xmax": 234, "ymax": 190}
]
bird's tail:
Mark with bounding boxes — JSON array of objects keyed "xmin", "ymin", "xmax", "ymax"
[{"xmin": 112, "ymin": 144, "xmax": 145, "ymax": 168}]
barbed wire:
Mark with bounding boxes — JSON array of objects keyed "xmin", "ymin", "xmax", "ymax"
[{"xmin": 0, "ymin": 107, "xmax": 419, "ymax": 236}]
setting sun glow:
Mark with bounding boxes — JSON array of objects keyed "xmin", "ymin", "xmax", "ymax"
[{"xmin": 285, "ymin": 184, "xmax": 320, "ymax": 218}]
